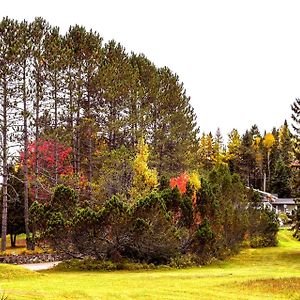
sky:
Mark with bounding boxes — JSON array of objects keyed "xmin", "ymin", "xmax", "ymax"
[{"xmin": 1, "ymin": 0, "xmax": 300, "ymax": 138}]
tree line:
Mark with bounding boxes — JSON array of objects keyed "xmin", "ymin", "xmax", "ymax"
[{"xmin": 198, "ymin": 121, "xmax": 295, "ymax": 198}]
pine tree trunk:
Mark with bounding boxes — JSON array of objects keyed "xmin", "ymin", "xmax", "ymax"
[
  {"xmin": 1, "ymin": 78, "xmax": 8, "ymax": 252},
  {"xmin": 34, "ymin": 67, "xmax": 40, "ymax": 201},
  {"xmin": 1, "ymin": 147, "xmax": 8, "ymax": 252},
  {"xmin": 267, "ymin": 151, "xmax": 271, "ymax": 192},
  {"xmin": 10, "ymin": 234, "xmax": 17, "ymax": 248},
  {"xmin": 22, "ymin": 60, "xmax": 31, "ymax": 249},
  {"xmin": 87, "ymin": 78, "xmax": 92, "ymax": 201},
  {"xmin": 76, "ymin": 104, "xmax": 80, "ymax": 174},
  {"xmin": 67, "ymin": 70, "xmax": 76, "ymax": 173},
  {"xmin": 54, "ymin": 72, "xmax": 58, "ymax": 185},
  {"xmin": 75, "ymin": 69, "xmax": 82, "ymax": 175}
]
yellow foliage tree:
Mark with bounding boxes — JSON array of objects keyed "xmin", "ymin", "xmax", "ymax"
[
  {"xmin": 251, "ymin": 135, "xmax": 263, "ymax": 173},
  {"xmin": 130, "ymin": 138, "xmax": 158, "ymax": 200},
  {"xmin": 252, "ymin": 135, "xmax": 261, "ymax": 151},
  {"xmin": 263, "ymin": 133, "xmax": 275, "ymax": 151},
  {"xmin": 189, "ymin": 171, "xmax": 201, "ymax": 191}
]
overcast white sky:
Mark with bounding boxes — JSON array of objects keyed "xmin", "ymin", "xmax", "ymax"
[{"xmin": 2, "ymin": 0, "xmax": 300, "ymax": 137}]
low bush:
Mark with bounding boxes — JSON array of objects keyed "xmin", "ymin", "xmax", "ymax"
[
  {"xmin": 279, "ymin": 212, "xmax": 292, "ymax": 226},
  {"xmin": 250, "ymin": 235, "xmax": 278, "ymax": 248},
  {"xmin": 169, "ymin": 254, "xmax": 200, "ymax": 268},
  {"xmin": 53, "ymin": 258, "xmax": 157, "ymax": 271}
]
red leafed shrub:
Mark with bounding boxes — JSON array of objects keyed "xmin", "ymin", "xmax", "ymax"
[{"xmin": 170, "ymin": 172, "xmax": 189, "ymax": 194}]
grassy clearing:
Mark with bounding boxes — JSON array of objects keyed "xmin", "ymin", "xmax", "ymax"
[{"xmin": 0, "ymin": 229, "xmax": 300, "ymax": 299}]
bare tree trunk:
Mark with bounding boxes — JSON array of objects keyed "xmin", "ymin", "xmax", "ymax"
[
  {"xmin": 1, "ymin": 77, "xmax": 8, "ymax": 252},
  {"xmin": 267, "ymin": 151, "xmax": 271, "ymax": 192},
  {"xmin": 34, "ymin": 65, "xmax": 41, "ymax": 202},
  {"xmin": 1, "ymin": 150, "xmax": 8, "ymax": 252},
  {"xmin": 54, "ymin": 72, "xmax": 58, "ymax": 185},
  {"xmin": 75, "ymin": 70, "xmax": 82, "ymax": 175},
  {"xmin": 76, "ymin": 104, "xmax": 80, "ymax": 174},
  {"xmin": 87, "ymin": 77, "xmax": 92, "ymax": 201},
  {"xmin": 22, "ymin": 60, "xmax": 31, "ymax": 249},
  {"xmin": 67, "ymin": 69, "xmax": 76, "ymax": 173}
]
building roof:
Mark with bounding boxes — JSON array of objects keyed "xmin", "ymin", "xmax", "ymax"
[
  {"xmin": 272, "ymin": 198, "xmax": 296, "ymax": 205},
  {"xmin": 248, "ymin": 188, "xmax": 298, "ymax": 206}
]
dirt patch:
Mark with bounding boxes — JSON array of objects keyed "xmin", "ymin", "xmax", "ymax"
[{"xmin": 20, "ymin": 261, "xmax": 62, "ymax": 271}]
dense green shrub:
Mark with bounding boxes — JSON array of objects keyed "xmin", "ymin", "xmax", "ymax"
[{"xmin": 248, "ymin": 195, "xmax": 279, "ymax": 248}]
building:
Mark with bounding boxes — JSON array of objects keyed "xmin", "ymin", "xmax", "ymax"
[
  {"xmin": 271, "ymin": 198, "xmax": 297, "ymax": 214},
  {"xmin": 249, "ymin": 188, "xmax": 297, "ymax": 214}
]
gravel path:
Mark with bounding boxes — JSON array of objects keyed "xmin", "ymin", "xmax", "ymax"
[{"xmin": 20, "ymin": 261, "xmax": 61, "ymax": 271}]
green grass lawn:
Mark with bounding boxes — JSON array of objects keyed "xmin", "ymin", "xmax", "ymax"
[{"xmin": 0, "ymin": 228, "xmax": 300, "ymax": 299}]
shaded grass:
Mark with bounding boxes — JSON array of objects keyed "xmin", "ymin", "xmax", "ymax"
[
  {"xmin": 0, "ymin": 229, "xmax": 299, "ymax": 299},
  {"xmin": 0, "ymin": 235, "xmax": 26, "ymax": 256},
  {"xmin": 0, "ymin": 235, "xmax": 44, "ymax": 256}
]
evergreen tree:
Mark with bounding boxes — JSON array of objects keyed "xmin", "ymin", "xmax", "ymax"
[
  {"xmin": 95, "ymin": 40, "xmax": 132, "ymax": 150},
  {"xmin": 16, "ymin": 20, "xmax": 32, "ymax": 248},
  {"xmin": 213, "ymin": 128, "xmax": 226, "ymax": 165},
  {"xmin": 64, "ymin": 25, "xmax": 88, "ymax": 176},
  {"xmin": 269, "ymin": 126, "xmax": 280, "ymax": 177},
  {"xmin": 278, "ymin": 120, "xmax": 293, "ymax": 165},
  {"xmin": 30, "ymin": 18, "xmax": 50, "ymax": 202},
  {"xmin": 240, "ymin": 130, "xmax": 257, "ymax": 187},
  {"xmin": 129, "ymin": 54, "xmax": 156, "ymax": 144},
  {"xmin": 43, "ymin": 26, "xmax": 66, "ymax": 185},
  {"xmin": 227, "ymin": 129, "xmax": 242, "ymax": 173},
  {"xmin": 197, "ymin": 132, "xmax": 216, "ymax": 170},
  {"xmin": 0, "ymin": 18, "xmax": 21, "ymax": 250},
  {"xmin": 270, "ymin": 157, "xmax": 291, "ymax": 198},
  {"xmin": 291, "ymin": 99, "xmax": 300, "ymax": 238},
  {"xmin": 291, "ymin": 98, "xmax": 300, "ymax": 136},
  {"xmin": 80, "ymin": 29, "xmax": 102, "ymax": 200},
  {"xmin": 151, "ymin": 67, "xmax": 199, "ymax": 176}
]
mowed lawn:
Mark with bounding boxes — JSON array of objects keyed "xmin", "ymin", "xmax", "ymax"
[{"xmin": 1, "ymin": 229, "xmax": 300, "ymax": 300}]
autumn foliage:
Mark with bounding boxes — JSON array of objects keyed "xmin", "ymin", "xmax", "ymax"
[
  {"xmin": 20, "ymin": 139, "xmax": 73, "ymax": 177},
  {"xmin": 130, "ymin": 138, "xmax": 158, "ymax": 199},
  {"xmin": 170, "ymin": 172, "xmax": 190, "ymax": 194},
  {"xmin": 20, "ymin": 139, "xmax": 73, "ymax": 201},
  {"xmin": 170, "ymin": 171, "xmax": 201, "ymax": 194},
  {"xmin": 170, "ymin": 171, "xmax": 202, "ymax": 225}
]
